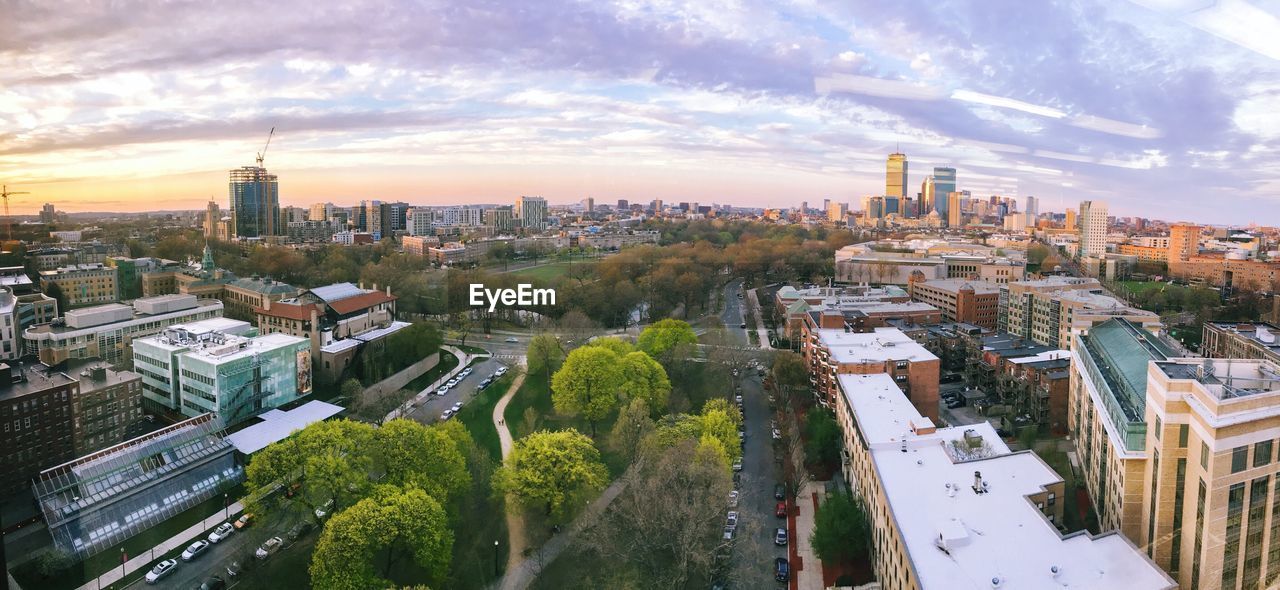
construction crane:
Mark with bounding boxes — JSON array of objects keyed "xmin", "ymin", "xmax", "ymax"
[
  {"xmin": 1, "ymin": 185, "xmax": 30, "ymax": 242},
  {"xmin": 255, "ymin": 126, "xmax": 275, "ymax": 168}
]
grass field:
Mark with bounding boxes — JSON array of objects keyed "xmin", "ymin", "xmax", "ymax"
[
  {"xmin": 508, "ymin": 260, "xmax": 597, "ymax": 283},
  {"xmin": 455, "ymin": 371, "xmax": 517, "ymax": 461},
  {"xmin": 503, "ymin": 371, "xmax": 628, "ymax": 478},
  {"xmin": 1118, "ymin": 280, "xmax": 1178, "ymax": 295}
]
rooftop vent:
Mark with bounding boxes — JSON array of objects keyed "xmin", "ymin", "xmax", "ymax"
[{"xmin": 972, "ymin": 470, "xmax": 989, "ymax": 495}]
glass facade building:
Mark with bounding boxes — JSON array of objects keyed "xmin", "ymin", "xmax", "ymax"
[
  {"xmin": 932, "ymin": 167, "xmax": 956, "ymax": 217},
  {"xmin": 229, "ymin": 166, "xmax": 280, "ymax": 238}
]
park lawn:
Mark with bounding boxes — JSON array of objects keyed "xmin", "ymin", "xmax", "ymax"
[
  {"xmin": 455, "ymin": 371, "xmax": 517, "ymax": 461},
  {"xmin": 509, "ymin": 260, "xmax": 597, "ymax": 283}
]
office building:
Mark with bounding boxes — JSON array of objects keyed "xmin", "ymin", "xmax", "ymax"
[
  {"xmin": 39, "ymin": 263, "xmax": 119, "ymax": 307},
  {"xmin": 933, "ymin": 167, "xmax": 956, "ymax": 215},
  {"xmin": 1169, "ymin": 223, "xmax": 1200, "ymax": 262},
  {"xmin": 800, "ymin": 327, "xmax": 939, "ymax": 420},
  {"xmin": 133, "ymin": 319, "xmax": 310, "ymax": 425},
  {"xmin": 1066, "ymin": 208, "xmax": 1077, "ymax": 229},
  {"xmin": 39, "ymin": 203, "xmax": 56, "ymax": 224},
  {"xmin": 1000, "ymin": 277, "xmax": 1159, "ymax": 349},
  {"xmin": 34, "ymin": 413, "xmax": 242, "ymax": 559},
  {"xmin": 308, "ymin": 202, "xmax": 333, "ymax": 223},
  {"xmin": 436, "ymin": 205, "xmax": 484, "ymax": 227},
  {"xmin": 25, "ymin": 294, "xmax": 224, "ymax": 366},
  {"xmin": 229, "ymin": 165, "xmax": 280, "ymax": 238},
  {"xmin": 286, "ymin": 220, "xmax": 338, "ymax": 243},
  {"xmin": 886, "ymin": 153, "xmax": 908, "ymax": 199},
  {"xmin": 947, "ymin": 192, "xmax": 963, "ymax": 227},
  {"xmin": 826, "ymin": 201, "xmax": 848, "ymax": 222},
  {"xmin": 203, "ymin": 200, "xmax": 222, "ymax": 239},
  {"xmin": 1078, "ymin": 200, "xmax": 1108, "ymax": 258},
  {"xmin": 835, "ymin": 372, "xmax": 1175, "ymax": 590},
  {"xmin": 1025, "ymin": 195, "xmax": 1039, "ymax": 226},
  {"xmin": 0, "ymin": 362, "xmax": 77, "ymax": 496},
  {"xmin": 907, "ymin": 279, "xmax": 1000, "ymax": 330},
  {"xmin": 485, "ymin": 206, "xmax": 515, "ymax": 231},
  {"xmin": 515, "ymin": 196, "xmax": 548, "ymax": 230},
  {"xmin": 920, "ymin": 176, "xmax": 935, "ymax": 216}
]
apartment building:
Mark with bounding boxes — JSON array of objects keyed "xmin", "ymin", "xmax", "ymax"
[
  {"xmin": 39, "ymin": 263, "xmax": 119, "ymax": 307},
  {"xmin": 1070, "ymin": 318, "xmax": 1179, "ymax": 543},
  {"xmin": 24, "ymin": 294, "xmax": 225, "ymax": 365},
  {"xmin": 1202, "ymin": 322, "xmax": 1280, "ymax": 363},
  {"xmin": 800, "ymin": 326, "xmax": 939, "ymax": 420},
  {"xmin": 1001, "ymin": 277, "xmax": 1160, "ymax": 349},
  {"xmin": 907, "ymin": 278, "xmax": 1000, "ymax": 330},
  {"xmin": 0, "ymin": 363, "xmax": 77, "ymax": 496},
  {"xmin": 68, "ymin": 359, "xmax": 144, "ymax": 456},
  {"xmin": 402, "ymin": 234, "xmax": 442, "ymax": 256},
  {"xmin": 834, "ymin": 373, "xmax": 1174, "ymax": 590}
]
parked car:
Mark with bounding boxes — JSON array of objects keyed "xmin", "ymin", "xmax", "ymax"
[
  {"xmin": 207, "ymin": 522, "xmax": 235, "ymax": 544},
  {"xmin": 776, "ymin": 501, "xmax": 787, "ymax": 518},
  {"xmin": 734, "ymin": 394, "xmax": 743, "ymax": 403},
  {"xmin": 726, "ymin": 511, "xmax": 738, "ymax": 527},
  {"xmin": 732, "ymin": 460, "xmax": 743, "ymax": 472},
  {"xmin": 452, "ymin": 402, "xmax": 463, "ymax": 412},
  {"xmin": 144, "ymin": 559, "xmax": 178, "ymax": 584},
  {"xmin": 728, "ymin": 490, "xmax": 739, "ymax": 508},
  {"xmin": 288, "ymin": 521, "xmax": 314, "ymax": 541},
  {"xmin": 233, "ymin": 514, "xmax": 253, "ymax": 530},
  {"xmin": 255, "ymin": 536, "xmax": 284, "ymax": 560},
  {"xmin": 775, "ymin": 557, "xmax": 790, "ymax": 582},
  {"xmin": 774, "ymin": 484, "xmax": 785, "ymax": 500},
  {"xmin": 225, "ymin": 561, "xmax": 244, "ymax": 578},
  {"xmin": 437, "ymin": 385, "xmax": 450, "ymax": 395},
  {"xmin": 722, "ymin": 525, "xmax": 735, "ymax": 541},
  {"xmin": 315, "ymin": 499, "xmax": 334, "ymax": 519},
  {"xmin": 772, "ymin": 428, "xmax": 782, "ymax": 440},
  {"xmin": 479, "ymin": 378, "xmax": 492, "ymax": 388},
  {"xmin": 775, "ymin": 527, "xmax": 788, "ymax": 546},
  {"xmin": 946, "ymin": 399, "xmax": 964, "ymax": 409},
  {"xmin": 505, "ymin": 337, "xmax": 518, "ymax": 343},
  {"xmin": 181, "ymin": 540, "xmax": 210, "ymax": 562},
  {"xmin": 461, "ymin": 367, "xmax": 473, "ymax": 376},
  {"xmin": 440, "ymin": 410, "xmax": 453, "ymax": 420},
  {"xmin": 496, "ymin": 366, "xmax": 508, "ymax": 375},
  {"xmin": 198, "ymin": 576, "xmax": 227, "ymax": 590}
]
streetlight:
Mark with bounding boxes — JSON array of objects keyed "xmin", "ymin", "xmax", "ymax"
[
  {"xmin": 493, "ymin": 540, "xmax": 500, "ymax": 577},
  {"xmin": 223, "ymin": 493, "xmax": 229, "ymax": 520}
]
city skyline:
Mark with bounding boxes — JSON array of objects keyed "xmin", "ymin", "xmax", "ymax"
[{"xmin": 3, "ymin": 1, "xmax": 1280, "ymax": 223}]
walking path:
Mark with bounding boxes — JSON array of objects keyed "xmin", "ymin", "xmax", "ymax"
[
  {"xmin": 793, "ymin": 481, "xmax": 825, "ymax": 590},
  {"xmin": 745, "ymin": 288, "xmax": 773, "ymax": 350},
  {"xmin": 75, "ymin": 502, "xmax": 245, "ymax": 590},
  {"xmin": 492, "ymin": 362, "xmax": 528, "ymax": 573}
]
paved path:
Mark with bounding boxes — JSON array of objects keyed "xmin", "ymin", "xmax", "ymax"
[
  {"xmin": 492, "ymin": 361, "xmax": 529, "ymax": 573},
  {"xmin": 384, "ymin": 345, "xmax": 476, "ymax": 423},
  {"xmin": 794, "ymin": 481, "xmax": 826, "ymax": 590},
  {"xmin": 75, "ymin": 502, "xmax": 244, "ymax": 590},
  {"xmin": 745, "ymin": 287, "xmax": 773, "ymax": 349}
]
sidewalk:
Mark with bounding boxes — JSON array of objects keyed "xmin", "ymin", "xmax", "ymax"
[
  {"xmin": 384, "ymin": 345, "xmax": 477, "ymax": 422},
  {"xmin": 793, "ymin": 481, "xmax": 825, "ymax": 590},
  {"xmin": 75, "ymin": 502, "xmax": 244, "ymax": 590},
  {"xmin": 745, "ymin": 288, "xmax": 772, "ymax": 350},
  {"xmin": 492, "ymin": 360, "xmax": 528, "ymax": 571}
]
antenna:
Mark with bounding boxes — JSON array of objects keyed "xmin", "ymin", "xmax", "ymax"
[
  {"xmin": 256, "ymin": 127, "xmax": 275, "ymax": 168},
  {"xmin": 1, "ymin": 185, "xmax": 31, "ymax": 241}
]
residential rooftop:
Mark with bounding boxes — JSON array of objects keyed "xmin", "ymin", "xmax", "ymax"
[
  {"xmin": 816, "ymin": 327, "xmax": 938, "ymax": 364},
  {"xmin": 839, "ymin": 373, "xmax": 1175, "ymax": 590},
  {"xmin": 913, "ymin": 278, "xmax": 1002, "ymax": 295}
]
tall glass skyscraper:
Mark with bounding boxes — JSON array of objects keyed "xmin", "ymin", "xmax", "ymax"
[
  {"xmin": 229, "ymin": 166, "xmax": 280, "ymax": 238},
  {"xmin": 932, "ymin": 167, "xmax": 956, "ymax": 217},
  {"xmin": 886, "ymin": 152, "xmax": 908, "ymax": 198}
]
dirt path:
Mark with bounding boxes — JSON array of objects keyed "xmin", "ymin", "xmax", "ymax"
[{"xmin": 493, "ymin": 365, "xmax": 528, "ymax": 572}]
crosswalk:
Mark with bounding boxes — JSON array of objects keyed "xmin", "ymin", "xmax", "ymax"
[{"xmin": 491, "ymin": 354, "xmax": 524, "ymax": 360}]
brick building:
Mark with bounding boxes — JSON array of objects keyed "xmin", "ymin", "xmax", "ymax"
[{"xmin": 907, "ymin": 278, "xmax": 1000, "ymax": 330}]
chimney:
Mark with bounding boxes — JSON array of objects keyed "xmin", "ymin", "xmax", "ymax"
[{"xmin": 973, "ymin": 471, "xmax": 984, "ymax": 494}]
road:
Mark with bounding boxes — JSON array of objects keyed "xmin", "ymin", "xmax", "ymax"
[
  {"xmin": 155, "ymin": 504, "xmax": 298, "ymax": 589},
  {"xmin": 404, "ymin": 355, "xmax": 511, "ymax": 424},
  {"xmin": 720, "ymin": 279, "xmax": 787, "ymax": 587}
]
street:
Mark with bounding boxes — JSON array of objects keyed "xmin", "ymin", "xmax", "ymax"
[
  {"xmin": 153, "ymin": 501, "xmax": 299, "ymax": 589},
  {"xmin": 404, "ymin": 354, "xmax": 512, "ymax": 424}
]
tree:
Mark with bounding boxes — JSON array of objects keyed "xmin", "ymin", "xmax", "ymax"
[
  {"xmin": 551, "ymin": 346, "xmax": 624, "ymax": 436},
  {"xmin": 810, "ymin": 492, "xmax": 871, "ymax": 564},
  {"xmin": 772, "ymin": 351, "xmax": 809, "ymax": 406},
  {"xmin": 352, "ymin": 388, "xmax": 406, "ymax": 425},
  {"xmin": 245, "ymin": 420, "xmax": 377, "ymax": 523},
  {"xmin": 309, "ymin": 485, "xmax": 453, "ymax": 590},
  {"xmin": 448, "ymin": 311, "xmax": 473, "ymax": 348},
  {"xmin": 494, "ymin": 429, "xmax": 609, "ymax": 519},
  {"xmin": 526, "ymin": 333, "xmax": 565, "ymax": 390},
  {"xmin": 340, "ymin": 378, "xmax": 364, "ymax": 402},
  {"xmin": 609, "ymin": 398, "xmax": 656, "ymax": 462},
  {"xmin": 374, "ymin": 419, "xmax": 470, "ymax": 504},
  {"xmin": 556, "ymin": 310, "xmax": 599, "ymax": 348},
  {"xmin": 637, "ymin": 319, "xmax": 698, "ymax": 361},
  {"xmin": 805, "ymin": 407, "xmax": 842, "ymax": 469},
  {"xmin": 619, "ymin": 351, "xmax": 671, "ymax": 414},
  {"xmin": 45, "ymin": 281, "xmax": 68, "ymax": 314}
]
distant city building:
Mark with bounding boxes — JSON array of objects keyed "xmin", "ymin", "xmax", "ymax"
[
  {"xmin": 308, "ymin": 202, "xmax": 333, "ymax": 223},
  {"xmin": 826, "ymin": 201, "xmax": 848, "ymax": 222},
  {"xmin": 133, "ymin": 319, "xmax": 310, "ymax": 425},
  {"xmin": 1001, "ymin": 277, "xmax": 1159, "ymax": 349},
  {"xmin": 1065, "ymin": 208, "xmax": 1077, "ymax": 229},
  {"xmin": 1025, "ymin": 195, "xmax": 1039, "ymax": 226},
  {"xmin": 286, "ymin": 220, "xmax": 338, "ymax": 243},
  {"xmin": 947, "ymin": 191, "xmax": 963, "ymax": 227},
  {"xmin": 920, "ymin": 176, "xmax": 935, "ymax": 216},
  {"xmin": 402, "ymin": 235, "xmax": 442, "ymax": 257},
  {"xmin": 39, "ymin": 203, "xmax": 56, "ymax": 224},
  {"xmin": 332, "ymin": 231, "xmax": 375, "ymax": 245},
  {"xmin": 1078, "ymin": 200, "xmax": 1108, "ymax": 258},
  {"xmin": 39, "ymin": 263, "xmax": 119, "ymax": 307},
  {"xmin": 25, "ymin": 294, "xmax": 224, "ymax": 366},
  {"xmin": 933, "ymin": 166, "xmax": 956, "ymax": 216},
  {"xmin": 484, "ymin": 206, "xmax": 515, "ymax": 231},
  {"xmin": 886, "ymin": 152, "xmax": 908, "ymax": 199},
  {"xmin": 229, "ymin": 165, "xmax": 280, "ymax": 238},
  {"xmin": 515, "ymin": 196, "xmax": 548, "ymax": 230}
]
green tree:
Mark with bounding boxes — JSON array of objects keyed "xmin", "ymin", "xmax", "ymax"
[
  {"xmin": 810, "ymin": 492, "xmax": 871, "ymax": 564},
  {"xmin": 637, "ymin": 319, "xmax": 698, "ymax": 360},
  {"xmin": 340, "ymin": 378, "xmax": 364, "ymax": 402},
  {"xmin": 245, "ymin": 420, "xmax": 377, "ymax": 522},
  {"xmin": 588, "ymin": 336, "xmax": 635, "ymax": 356},
  {"xmin": 551, "ymin": 346, "xmax": 624, "ymax": 436},
  {"xmin": 45, "ymin": 281, "xmax": 68, "ymax": 313},
  {"xmin": 374, "ymin": 419, "xmax": 470, "ymax": 504},
  {"xmin": 309, "ymin": 485, "xmax": 453, "ymax": 590},
  {"xmin": 526, "ymin": 333, "xmax": 565, "ymax": 390},
  {"xmin": 619, "ymin": 351, "xmax": 671, "ymax": 414},
  {"xmin": 493, "ymin": 429, "xmax": 608, "ymax": 519},
  {"xmin": 609, "ymin": 398, "xmax": 656, "ymax": 462},
  {"xmin": 804, "ymin": 407, "xmax": 841, "ymax": 468}
]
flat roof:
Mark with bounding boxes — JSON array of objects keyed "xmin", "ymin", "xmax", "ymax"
[
  {"xmin": 26, "ymin": 299, "xmax": 223, "ymax": 338},
  {"xmin": 839, "ymin": 374, "xmax": 1175, "ymax": 590},
  {"xmin": 226, "ymin": 400, "xmax": 344, "ymax": 454},
  {"xmin": 817, "ymin": 327, "xmax": 938, "ymax": 364},
  {"xmin": 914, "ymin": 279, "xmax": 1002, "ymax": 295}
]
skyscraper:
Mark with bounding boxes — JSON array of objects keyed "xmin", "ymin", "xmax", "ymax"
[
  {"xmin": 932, "ymin": 167, "xmax": 956, "ymax": 216},
  {"xmin": 1078, "ymin": 200, "xmax": 1108, "ymax": 258},
  {"xmin": 1024, "ymin": 195, "xmax": 1039, "ymax": 227},
  {"xmin": 920, "ymin": 176, "xmax": 935, "ymax": 216},
  {"xmin": 886, "ymin": 153, "xmax": 908, "ymax": 199},
  {"xmin": 1065, "ymin": 208, "xmax": 1077, "ymax": 230},
  {"xmin": 229, "ymin": 165, "xmax": 280, "ymax": 238},
  {"xmin": 947, "ymin": 192, "xmax": 963, "ymax": 227},
  {"xmin": 515, "ymin": 196, "xmax": 548, "ymax": 229},
  {"xmin": 203, "ymin": 201, "xmax": 221, "ymax": 239},
  {"xmin": 1168, "ymin": 223, "xmax": 1200, "ymax": 262},
  {"xmin": 39, "ymin": 203, "xmax": 56, "ymax": 224}
]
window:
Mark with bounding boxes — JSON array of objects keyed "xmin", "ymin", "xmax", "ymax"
[
  {"xmin": 1233, "ymin": 446, "xmax": 1249, "ymax": 473},
  {"xmin": 1048, "ymin": 492, "xmax": 1056, "ymax": 506},
  {"xmin": 1154, "ymin": 415, "xmax": 1162, "ymax": 439},
  {"xmin": 1256, "ymin": 440, "xmax": 1273, "ymax": 468},
  {"xmin": 1202, "ymin": 442, "xmax": 1210, "ymax": 470},
  {"xmin": 1178, "ymin": 424, "xmax": 1189, "ymax": 448}
]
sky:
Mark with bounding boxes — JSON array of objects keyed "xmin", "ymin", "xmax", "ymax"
[{"xmin": 2, "ymin": 0, "xmax": 1280, "ymax": 223}]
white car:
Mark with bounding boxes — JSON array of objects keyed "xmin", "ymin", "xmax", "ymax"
[
  {"xmin": 440, "ymin": 410, "xmax": 453, "ymax": 420},
  {"xmin": 145, "ymin": 559, "xmax": 178, "ymax": 584},
  {"xmin": 180, "ymin": 540, "xmax": 210, "ymax": 562},
  {"xmin": 505, "ymin": 337, "xmax": 518, "ymax": 343},
  {"xmin": 451, "ymin": 402, "xmax": 463, "ymax": 412},
  {"xmin": 207, "ymin": 522, "xmax": 234, "ymax": 544},
  {"xmin": 315, "ymin": 499, "xmax": 334, "ymax": 519},
  {"xmin": 732, "ymin": 460, "xmax": 743, "ymax": 472},
  {"xmin": 728, "ymin": 490, "xmax": 739, "ymax": 508},
  {"xmin": 255, "ymin": 536, "xmax": 283, "ymax": 560},
  {"xmin": 495, "ymin": 367, "xmax": 508, "ymax": 376},
  {"xmin": 726, "ymin": 511, "xmax": 738, "ymax": 527},
  {"xmin": 437, "ymin": 385, "xmax": 450, "ymax": 395},
  {"xmin": 734, "ymin": 394, "xmax": 743, "ymax": 403},
  {"xmin": 461, "ymin": 368, "xmax": 473, "ymax": 376},
  {"xmin": 772, "ymin": 429, "xmax": 782, "ymax": 440},
  {"xmin": 446, "ymin": 378, "xmax": 459, "ymax": 387}
]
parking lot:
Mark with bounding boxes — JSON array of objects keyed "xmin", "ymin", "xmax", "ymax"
[{"xmin": 405, "ymin": 356, "xmax": 510, "ymax": 425}]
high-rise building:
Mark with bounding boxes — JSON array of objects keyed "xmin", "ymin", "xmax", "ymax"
[
  {"xmin": 229, "ymin": 166, "xmax": 280, "ymax": 238},
  {"xmin": 1078, "ymin": 200, "xmax": 1108, "ymax": 258},
  {"xmin": 826, "ymin": 201, "xmax": 848, "ymax": 222},
  {"xmin": 485, "ymin": 206, "xmax": 515, "ymax": 231},
  {"xmin": 308, "ymin": 202, "xmax": 333, "ymax": 223},
  {"xmin": 1066, "ymin": 208, "xmax": 1077, "ymax": 230},
  {"xmin": 616, "ymin": 199, "xmax": 629, "ymax": 211},
  {"xmin": 947, "ymin": 192, "xmax": 963, "ymax": 227},
  {"xmin": 886, "ymin": 152, "xmax": 908, "ymax": 198},
  {"xmin": 1169, "ymin": 222, "xmax": 1200, "ymax": 262},
  {"xmin": 582, "ymin": 197, "xmax": 594, "ymax": 215},
  {"xmin": 933, "ymin": 167, "xmax": 956, "ymax": 215},
  {"xmin": 282, "ymin": 206, "xmax": 306, "ymax": 224},
  {"xmin": 920, "ymin": 176, "xmax": 935, "ymax": 216},
  {"xmin": 1025, "ymin": 195, "xmax": 1039, "ymax": 226},
  {"xmin": 0, "ymin": 362, "xmax": 77, "ymax": 496},
  {"xmin": 203, "ymin": 200, "xmax": 221, "ymax": 239},
  {"xmin": 515, "ymin": 196, "xmax": 548, "ymax": 230},
  {"xmin": 39, "ymin": 203, "xmax": 56, "ymax": 224}
]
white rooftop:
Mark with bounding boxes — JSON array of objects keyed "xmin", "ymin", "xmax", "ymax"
[
  {"xmin": 839, "ymin": 374, "xmax": 1174, "ymax": 590},
  {"xmin": 1007, "ymin": 350, "xmax": 1073, "ymax": 365},
  {"xmin": 817, "ymin": 327, "xmax": 938, "ymax": 364},
  {"xmin": 225, "ymin": 400, "xmax": 343, "ymax": 454}
]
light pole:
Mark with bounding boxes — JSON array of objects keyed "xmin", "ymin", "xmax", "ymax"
[
  {"xmin": 223, "ymin": 493, "xmax": 229, "ymax": 520},
  {"xmin": 493, "ymin": 540, "xmax": 500, "ymax": 577}
]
